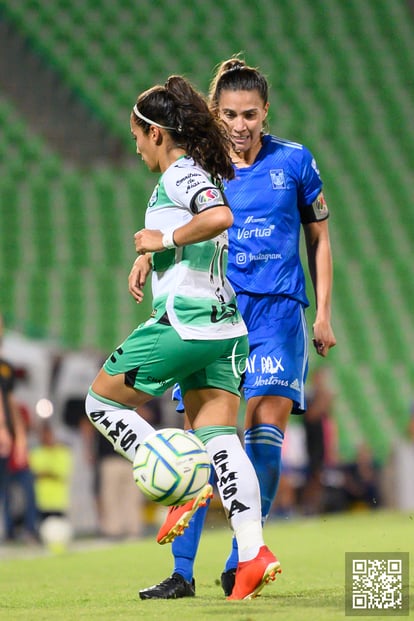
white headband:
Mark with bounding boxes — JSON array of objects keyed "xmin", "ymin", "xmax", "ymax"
[{"xmin": 133, "ymin": 104, "xmax": 176, "ymax": 131}]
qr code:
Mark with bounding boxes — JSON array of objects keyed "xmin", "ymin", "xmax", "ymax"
[{"xmin": 345, "ymin": 553, "xmax": 409, "ymax": 617}]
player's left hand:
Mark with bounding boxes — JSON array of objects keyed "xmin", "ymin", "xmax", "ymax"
[
  {"xmin": 134, "ymin": 229, "xmax": 164, "ymax": 254},
  {"xmin": 312, "ymin": 319, "xmax": 336, "ymax": 357}
]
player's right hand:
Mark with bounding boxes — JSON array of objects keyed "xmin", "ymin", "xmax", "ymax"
[{"xmin": 128, "ymin": 254, "xmax": 152, "ymax": 303}]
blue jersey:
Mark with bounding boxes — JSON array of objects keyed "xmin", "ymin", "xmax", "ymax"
[{"xmin": 224, "ymin": 134, "xmax": 327, "ymax": 305}]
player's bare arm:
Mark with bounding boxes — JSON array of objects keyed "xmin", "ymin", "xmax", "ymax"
[
  {"xmin": 134, "ymin": 205, "xmax": 233, "ymax": 254},
  {"xmin": 304, "ymin": 220, "xmax": 336, "ymax": 356}
]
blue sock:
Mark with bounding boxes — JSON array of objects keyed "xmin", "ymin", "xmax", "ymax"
[
  {"xmin": 172, "ymin": 466, "xmax": 214, "ymax": 582},
  {"xmin": 245, "ymin": 424, "xmax": 285, "ymax": 520},
  {"xmin": 223, "ymin": 423, "xmax": 284, "ymax": 571},
  {"xmin": 224, "ymin": 535, "xmax": 239, "ymax": 573}
]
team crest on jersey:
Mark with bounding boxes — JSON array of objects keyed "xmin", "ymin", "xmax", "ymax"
[
  {"xmin": 270, "ymin": 169, "xmax": 286, "ymax": 189},
  {"xmin": 193, "ymin": 187, "xmax": 224, "ymax": 212},
  {"xmin": 148, "ymin": 184, "xmax": 159, "ymax": 208}
]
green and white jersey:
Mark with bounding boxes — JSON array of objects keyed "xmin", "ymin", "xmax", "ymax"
[{"xmin": 145, "ymin": 157, "xmax": 247, "ymax": 341}]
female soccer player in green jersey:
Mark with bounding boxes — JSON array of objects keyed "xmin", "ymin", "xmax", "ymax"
[{"xmin": 85, "ymin": 75, "xmax": 280, "ymax": 600}]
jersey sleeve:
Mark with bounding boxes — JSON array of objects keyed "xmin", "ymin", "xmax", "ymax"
[
  {"xmin": 297, "ymin": 147, "xmax": 329, "ymax": 223},
  {"xmin": 166, "ymin": 162, "xmax": 228, "ymax": 215}
]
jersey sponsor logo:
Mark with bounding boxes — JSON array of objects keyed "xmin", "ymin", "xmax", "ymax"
[
  {"xmin": 213, "ymin": 449, "xmax": 250, "ymax": 519},
  {"xmin": 248, "ymin": 251, "xmax": 282, "ymax": 262},
  {"xmin": 194, "ymin": 187, "xmax": 224, "ymax": 211},
  {"xmin": 228, "ymin": 340, "xmax": 248, "ymax": 378},
  {"xmin": 252, "ymin": 376, "xmax": 289, "ymax": 387},
  {"xmin": 236, "ymin": 224, "xmax": 275, "ymax": 240},
  {"xmin": 244, "ymin": 215, "xmax": 267, "ymax": 224},
  {"xmin": 235, "ymin": 250, "xmax": 282, "ymax": 264},
  {"xmin": 245, "ymin": 354, "xmax": 284, "ymax": 375},
  {"xmin": 311, "ymin": 191, "xmax": 329, "ymax": 220},
  {"xmin": 270, "ymin": 169, "xmax": 286, "ymax": 189},
  {"xmin": 261, "ymin": 355, "xmax": 284, "ymax": 374},
  {"xmin": 175, "ymin": 171, "xmax": 204, "ymax": 193},
  {"xmin": 245, "ymin": 354, "xmax": 256, "ymax": 374},
  {"xmin": 89, "ymin": 411, "xmax": 139, "ymax": 454}
]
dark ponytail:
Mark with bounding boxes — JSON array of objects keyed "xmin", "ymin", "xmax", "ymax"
[{"xmin": 132, "ymin": 75, "xmax": 234, "ymax": 182}]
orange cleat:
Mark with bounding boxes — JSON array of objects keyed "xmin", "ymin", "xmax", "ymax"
[
  {"xmin": 157, "ymin": 483, "xmax": 213, "ymax": 545},
  {"xmin": 227, "ymin": 545, "xmax": 282, "ymax": 600}
]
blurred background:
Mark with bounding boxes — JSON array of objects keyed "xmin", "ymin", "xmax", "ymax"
[{"xmin": 0, "ymin": 0, "xmax": 413, "ymax": 542}]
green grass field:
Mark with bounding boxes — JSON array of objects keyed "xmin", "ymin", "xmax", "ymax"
[{"xmin": 0, "ymin": 510, "xmax": 412, "ymax": 621}]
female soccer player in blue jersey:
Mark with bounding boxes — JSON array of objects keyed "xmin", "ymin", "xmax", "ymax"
[{"xmin": 136, "ymin": 58, "xmax": 336, "ymax": 600}]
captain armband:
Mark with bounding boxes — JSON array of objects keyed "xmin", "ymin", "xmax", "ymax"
[
  {"xmin": 300, "ymin": 191, "xmax": 330, "ymax": 224},
  {"xmin": 191, "ymin": 186, "xmax": 227, "ymax": 214}
]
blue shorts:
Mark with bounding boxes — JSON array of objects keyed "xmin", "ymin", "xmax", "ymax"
[{"xmin": 237, "ymin": 293, "xmax": 308, "ymax": 413}]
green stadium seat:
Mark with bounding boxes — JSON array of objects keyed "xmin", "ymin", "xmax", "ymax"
[{"xmin": 1, "ymin": 0, "xmax": 413, "ymax": 464}]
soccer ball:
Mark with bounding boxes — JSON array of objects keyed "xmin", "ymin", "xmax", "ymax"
[
  {"xmin": 133, "ymin": 428, "xmax": 211, "ymax": 506},
  {"xmin": 39, "ymin": 516, "xmax": 73, "ymax": 554}
]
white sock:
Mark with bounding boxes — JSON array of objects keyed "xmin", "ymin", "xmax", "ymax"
[
  {"xmin": 205, "ymin": 434, "xmax": 264, "ymax": 562},
  {"xmin": 85, "ymin": 393, "xmax": 155, "ymax": 462}
]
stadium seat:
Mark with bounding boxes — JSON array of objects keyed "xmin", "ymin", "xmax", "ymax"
[{"xmin": 1, "ymin": 0, "xmax": 413, "ymax": 463}]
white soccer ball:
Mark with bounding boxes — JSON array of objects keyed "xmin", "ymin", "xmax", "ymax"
[
  {"xmin": 39, "ymin": 516, "xmax": 73, "ymax": 553},
  {"xmin": 133, "ymin": 428, "xmax": 211, "ymax": 506}
]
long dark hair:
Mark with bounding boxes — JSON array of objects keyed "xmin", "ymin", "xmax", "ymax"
[
  {"xmin": 209, "ymin": 56, "xmax": 269, "ymax": 114},
  {"xmin": 132, "ymin": 75, "xmax": 234, "ymax": 183}
]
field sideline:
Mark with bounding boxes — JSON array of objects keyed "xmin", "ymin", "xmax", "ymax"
[{"xmin": 0, "ymin": 510, "xmax": 412, "ymax": 621}]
